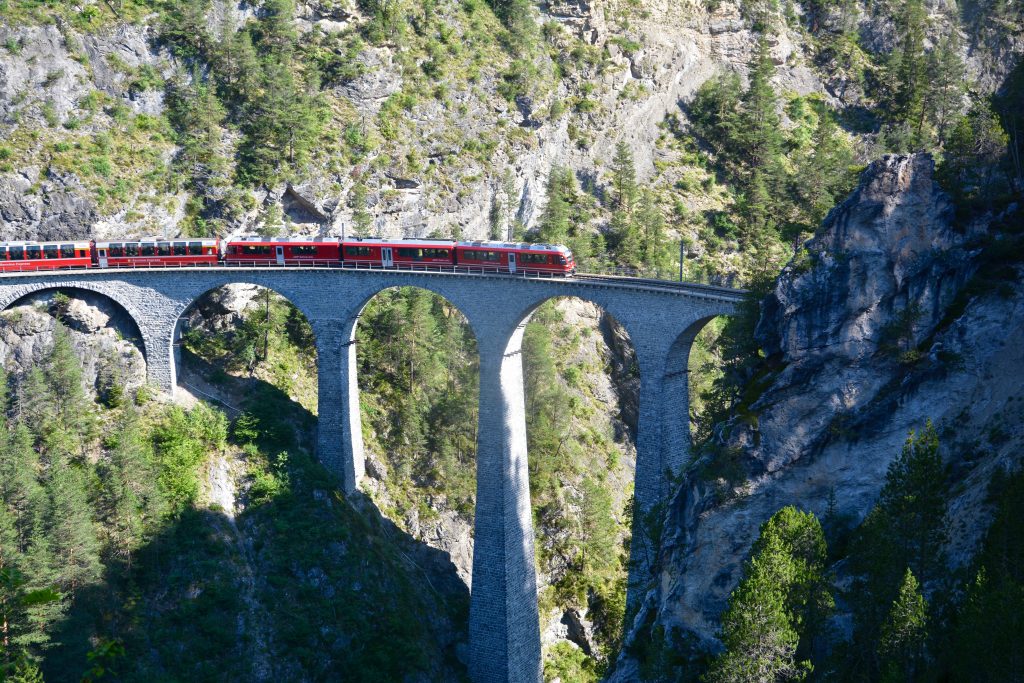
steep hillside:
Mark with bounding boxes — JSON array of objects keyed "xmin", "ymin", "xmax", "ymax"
[
  {"xmin": 613, "ymin": 154, "xmax": 1024, "ymax": 680},
  {"xmin": 0, "ymin": 0, "xmax": 1019, "ymax": 278}
]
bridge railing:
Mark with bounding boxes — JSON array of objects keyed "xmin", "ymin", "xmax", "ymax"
[{"xmin": 0, "ymin": 259, "xmax": 744, "ymax": 290}]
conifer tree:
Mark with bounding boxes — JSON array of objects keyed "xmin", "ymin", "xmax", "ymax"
[
  {"xmin": 610, "ymin": 142, "xmax": 638, "ymax": 212},
  {"xmin": 45, "ymin": 457, "xmax": 101, "ymax": 596},
  {"xmin": 940, "ymin": 102, "xmax": 1009, "ymax": 204},
  {"xmin": 708, "ymin": 507, "xmax": 831, "ymax": 682},
  {"xmin": 884, "ymin": 0, "xmax": 928, "ymax": 146},
  {"xmin": 847, "ymin": 421, "xmax": 948, "ymax": 678},
  {"xmin": 350, "ymin": 173, "xmax": 373, "ymax": 236},
  {"xmin": 878, "ymin": 569, "xmax": 928, "ymax": 682},
  {"xmin": 925, "ymin": 32, "xmax": 966, "ymax": 143},
  {"xmin": 538, "ymin": 166, "xmax": 572, "ymax": 244}
]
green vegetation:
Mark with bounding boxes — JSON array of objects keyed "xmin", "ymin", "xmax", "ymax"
[
  {"xmin": 356, "ymin": 287, "xmax": 479, "ymax": 516},
  {"xmin": 706, "ymin": 507, "xmax": 831, "ymax": 682},
  {"xmin": 0, "ymin": 294, "xmax": 469, "ymax": 680},
  {"xmin": 699, "ymin": 424, "xmax": 1024, "ymax": 682}
]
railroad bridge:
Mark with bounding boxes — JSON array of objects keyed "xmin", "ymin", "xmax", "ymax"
[{"xmin": 0, "ymin": 267, "xmax": 743, "ymax": 683}]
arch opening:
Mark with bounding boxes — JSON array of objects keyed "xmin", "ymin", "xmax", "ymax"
[
  {"xmin": 352, "ymin": 285, "xmax": 480, "ymax": 580},
  {"xmin": 175, "ymin": 283, "xmax": 319, "ymax": 424},
  {"xmin": 513, "ymin": 295, "xmax": 639, "ymax": 675},
  {"xmin": 0, "ymin": 287, "xmax": 147, "ymax": 406},
  {"xmin": 667, "ymin": 315, "xmax": 741, "ymax": 458}
]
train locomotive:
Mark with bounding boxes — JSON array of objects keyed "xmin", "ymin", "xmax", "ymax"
[{"xmin": 0, "ymin": 236, "xmax": 577, "ymax": 276}]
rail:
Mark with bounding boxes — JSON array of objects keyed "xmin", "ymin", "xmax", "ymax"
[{"xmin": 0, "ymin": 259, "xmax": 746, "ymax": 294}]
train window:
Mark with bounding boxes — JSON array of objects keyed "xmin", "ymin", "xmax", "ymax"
[
  {"xmin": 173, "ymin": 242, "xmax": 187, "ymax": 256},
  {"xmin": 158, "ymin": 242, "xmax": 171, "ymax": 256},
  {"xmin": 43, "ymin": 245, "xmax": 59, "ymax": 259},
  {"xmin": 125, "ymin": 243, "xmax": 139, "ymax": 257},
  {"xmin": 423, "ymin": 248, "xmax": 449, "ymax": 259},
  {"xmin": 9, "ymin": 247, "xmax": 23, "ymax": 260},
  {"xmin": 141, "ymin": 244, "xmax": 155, "ymax": 256},
  {"xmin": 345, "ymin": 246, "xmax": 371, "ymax": 257},
  {"xmin": 188, "ymin": 242, "xmax": 203, "ymax": 255},
  {"xmin": 464, "ymin": 250, "xmax": 500, "ymax": 261},
  {"xmin": 520, "ymin": 253, "xmax": 548, "ymax": 264},
  {"xmin": 109, "ymin": 243, "xmax": 124, "ymax": 257},
  {"xmin": 26, "ymin": 246, "xmax": 40, "ymax": 259},
  {"xmin": 0, "ymin": 247, "xmax": 6, "ymax": 260},
  {"xmin": 397, "ymin": 248, "xmax": 423, "ymax": 259},
  {"xmin": 292, "ymin": 245, "xmax": 318, "ymax": 256},
  {"xmin": 241, "ymin": 245, "xmax": 271, "ymax": 255}
]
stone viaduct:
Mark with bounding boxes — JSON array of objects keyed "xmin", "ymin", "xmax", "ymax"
[{"xmin": 0, "ymin": 267, "xmax": 742, "ymax": 683}]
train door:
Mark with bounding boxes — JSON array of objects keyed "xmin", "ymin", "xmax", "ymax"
[
  {"xmin": 275, "ymin": 245, "xmax": 285, "ymax": 265},
  {"xmin": 97, "ymin": 248, "xmax": 108, "ymax": 268},
  {"xmin": 382, "ymin": 247, "xmax": 393, "ymax": 268},
  {"xmin": 508, "ymin": 252, "xmax": 517, "ymax": 273}
]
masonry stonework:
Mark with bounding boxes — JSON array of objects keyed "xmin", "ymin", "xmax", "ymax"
[{"xmin": 0, "ymin": 268, "xmax": 740, "ymax": 682}]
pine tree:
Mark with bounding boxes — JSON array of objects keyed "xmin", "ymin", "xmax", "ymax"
[
  {"xmin": 708, "ymin": 507, "xmax": 831, "ymax": 682},
  {"xmin": 537, "ymin": 166, "xmax": 572, "ymax": 244},
  {"xmin": 878, "ymin": 569, "xmax": 928, "ymax": 682},
  {"xmin": 610, "ymin": 141, "xmax": 638, "ymax": 212},
  {"xmin": 737, "ymin": 37, "xmax": 783, "ymax": 172},
  {"xmin": 795, "ymin": 107, "xmax": 856, "ymax": 234},
  {"xmin": 884, "ymin": 0, "xmax": 928, "ymax": 145},
  {"xmin": 876, "ymin": 421, "xmax": 948, "ymax": 583},
  {"xmin": 45, "ymin": 456, "xmax": 101, "ymax": 596},
  {"xmin": 940, "ymin": 102, "xmax": 1009, "ymax": 205},
  {"xmin": 925, "ymin": 32, "xmax": 966, "ymax": 144},
  {"xmin": 100, "ymin": 408, "xmax": 166, "ymax": 571},
  {"xmin": 350, "ymin": 172, "xmax": 373, "ymax": 236},
  {"xmin": 260, "ymin": 203, "xmax": 285, "ymax": 237},
  {"xmin": 847, "ymin": 421, "xmax": 948, "ymax": 678},
  {"xmin": 950, "ymin": 468, "xmax": 1024, "ymax": 681},
  {"xmin": 635, "ymin": 189, "xmax": 669, "ymax": 275}
]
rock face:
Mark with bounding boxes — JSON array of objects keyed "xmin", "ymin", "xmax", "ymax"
[
  {"xmin": 611, "ymin": 154, "xmax": 1024, "ymax": 675},
  {"xmin": 745, "ymin": 154, "xmax": 974, "ymax": 477},
  {"xmin": 0, "ymin": 291, "xmax": 146, "ymax": 401},
  {"xmin": 0, "ymin": 1, "xmax": 1017, "ymax": 244}
]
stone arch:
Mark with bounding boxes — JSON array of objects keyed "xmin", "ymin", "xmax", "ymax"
[
  {"xmin": 0, "ymin": 282, "xmax": 149, "ymax": 365},
  {"xmin": 171, "ymin": 282, "xmax": 320, "ymax": 413},
  {"xmin": 502, "ymin": 294, "xmax": 640, "ymax": 666},
  {"xmin": 663, "ymin": 314, "xmax": 725, "ymax": 476},
  {"xmin": 343, "ymin": 283, "xmax": 482, "ymax": 499}
]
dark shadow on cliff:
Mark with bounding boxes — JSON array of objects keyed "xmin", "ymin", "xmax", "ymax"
[{"xmin": 42, "ymin": 353, "xmax": 470, "ymax": 682}]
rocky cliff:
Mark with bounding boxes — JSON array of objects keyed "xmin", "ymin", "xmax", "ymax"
[
  {"xmin": 0, "ymin": 0, "xmax": 1019, "ymax": 253},
  {"xmin": 613, "ymin": 153, "xmax": 1024, "ymax": 677}
]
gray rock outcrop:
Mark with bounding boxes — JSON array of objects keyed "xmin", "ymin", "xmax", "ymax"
[{"xmin": 612, "ymin": 154, "xmax": 1024, "ymax": 675}]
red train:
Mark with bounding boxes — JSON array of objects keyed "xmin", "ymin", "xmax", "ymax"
[{"xmin": 0, "ymin": 237, "xmax": 577, "ymax": 276}]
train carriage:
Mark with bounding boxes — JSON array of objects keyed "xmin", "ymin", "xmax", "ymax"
[
  {"xmin": 340, "ymin": 238, "xmax": 456, "ymax": 269},
  {"xmin": 455, "ymin": 241, "xmax": 575, "ymax": 275},
  {"xmin": 95, "ymin": 238, "xmax": 220, "ymax": 268},
  {"xmin": 0, "ymin": 241, "xmax": 93, "ymax": 272},
  {"xmin": 224, "ymin": 237, "xmax": 341, "ymax": 266}
]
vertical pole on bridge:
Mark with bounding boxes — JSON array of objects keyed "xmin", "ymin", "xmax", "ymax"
[{"xmin": 469, "ymin": 323, "xmax": 542, "ymax": 683}]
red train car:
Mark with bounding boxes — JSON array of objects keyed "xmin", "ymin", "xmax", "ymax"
[
  {"xmin": 94, "ymin": 238, "xmax": 220, "ymax": 268},
  {"xmin": 0, "ymin": 241, "xmax": 92, "ymax": 272},
  {"xmin": 455, "ymin": 241, "xmax": 575, "ymax": 275},
  {"xmin": 340, "ymin": 238, "xmax": 456, "ymax": 268},
  {"xmin": 224, "ymin": 237, "xmax": 341, "ymax": 266}
]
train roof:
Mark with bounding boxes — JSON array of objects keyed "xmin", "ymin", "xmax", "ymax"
[
  {"xmin": 229, "ymin": 235, "xmax": 335, "ymax": 243},
  {"xmin": 95, "ymin": 237, "xmax": 219, "ymax": 244},
  {"xmin": 456, "ymin": 241, "xmax": 572, "ymax": 254},
  {"xmin": 0, "ymin": 240, "xmax": 91, "ymax": 247},
  {"xmin": 341, "ymin": 237, "xmax": 455, "ymax": 245}
]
